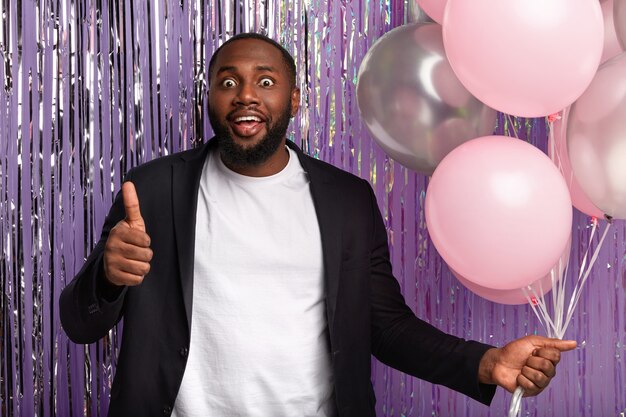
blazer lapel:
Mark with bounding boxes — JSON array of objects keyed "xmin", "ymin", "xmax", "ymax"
[
  {"xmin": 290, "ymin": 142, "xmax": 342, "ymax": 337},
  {"xmin": 172, "ymin": 140, "xmax": 214, "ymax": 330}
]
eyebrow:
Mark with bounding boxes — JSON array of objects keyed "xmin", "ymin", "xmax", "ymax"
[
  {"xmin": 254, "ymin": 65, "xmax": 276, "ymax": 73},
  {"xmin": 215, "ymin": 65, "xmax": 277, "ymax": 75}
]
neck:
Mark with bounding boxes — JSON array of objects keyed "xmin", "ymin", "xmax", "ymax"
[{"xmin": 220, "ymin": 142, "xmax": 289, "ymax": 177}]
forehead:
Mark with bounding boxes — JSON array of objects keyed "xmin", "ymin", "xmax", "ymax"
[{"xmin": 212, "ymin": 39, "xmax": 288, "ymax": 74}]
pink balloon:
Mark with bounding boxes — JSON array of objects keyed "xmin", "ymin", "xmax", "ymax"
[
  {"xmin": 442, "ymin": 0, "xmax": 604, "ymax": 117},
  {"xmin": 568, "ymin": 53, "xmax": 626, "ymax": 220},
  {"xmin": 425, "ymin": 136, "xmax": 572, "ymax": 290},
  {"xmin": 452, "ymin": 238, "xmax": 571, "ymax": 305},
  {"xmin": 454, "ymin": 271, "xmax": 549, "ymax": 305},
  {"xmin": 602, "ymin": 0, "xmax": 625, "ymax": 63},
  {"xmin": 549, "ymin": 109, "xmax": 605, "ymax": 218},
  {"xmin": 416, "ymin": 0, "xmax": 446, "ymax": 24}
]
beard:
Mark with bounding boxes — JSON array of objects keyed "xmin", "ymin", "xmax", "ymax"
[{"xmin": 209, "ymin": 104, "xmax": 292, "ymax": 168}]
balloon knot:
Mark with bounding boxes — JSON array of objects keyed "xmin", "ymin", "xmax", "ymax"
[
  {"xmin": 530, "ymin": 296, "xmax": 539, "ymax": 306},
  {"xmin": 547, "ymin": 113, "xmax": 561, "ymax": 123}
]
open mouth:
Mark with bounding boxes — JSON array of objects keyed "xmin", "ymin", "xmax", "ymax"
[{"xmin": 230, "ymin": 115, "xmax": 265, "ymax": 138}]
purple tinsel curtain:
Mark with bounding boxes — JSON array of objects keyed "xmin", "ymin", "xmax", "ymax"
[{"xmin": 1, "ymin": 0, "xmax": 625, "ymax": 416}]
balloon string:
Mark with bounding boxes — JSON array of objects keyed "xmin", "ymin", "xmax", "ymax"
[
  {"xmin": 563, "ymin": 218, "xmax": 598, "ymax": 324},
  {"xmin": 508, "ymin": 386, "xmax": 524, "ymax": 417},
  {"xmin": 554, "ymin": 253, "xmax": 570, "ymax": 337},
  {"xmin": 562, "ymin": 220, "xmax": 612, "ymax": 333},
  {"xmin": 548, "ymin": 117, "xmax": 557, "ymax": 165},
  {"xmin": 524, "ymin": 284, "xmax": 557, "ymax": 337},
  {"xmin": 506, "ymin": 114, "xmax": 519, "ymax": 139},
  {"xmin": 511, "ymin": 218, "xmax": 611, "ymax": 416},
  {"xmin": 577, "ymin": 217, "xmax": 598, "ymax": 282},
  {"xmin": 550, "ymin": 265, "xmax": 560, "ymax": 332},
  {"xmin": 546, "ymin": 111, "xmax": 576, "ymax": 192}
]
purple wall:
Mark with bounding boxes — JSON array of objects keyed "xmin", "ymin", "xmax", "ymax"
[{"xmin": 0, "ymin": 0, "xmax": 624, "ymax": 416}]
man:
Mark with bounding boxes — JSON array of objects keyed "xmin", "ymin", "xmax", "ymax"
[{"xmin": 60, "ymin": 33, "xmax": 576, "ymax": 417}]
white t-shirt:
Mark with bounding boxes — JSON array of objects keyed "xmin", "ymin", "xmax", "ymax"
[{"xmin": 172, "ymin": 146, "xmax": 335, "ymax": 417}]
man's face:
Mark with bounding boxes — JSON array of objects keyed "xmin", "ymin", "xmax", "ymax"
[{"xmin": 208, "ymin": 38, "xmax": 300, "ymax": 168}]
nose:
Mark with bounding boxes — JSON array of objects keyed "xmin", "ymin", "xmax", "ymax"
[{"xmin": 233, "ymin": 81, "xmax": 260, "ymax": 106}]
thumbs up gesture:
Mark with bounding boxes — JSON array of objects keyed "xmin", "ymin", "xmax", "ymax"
[{"xmin": 103, "ymin": 182, "xmax": 153, "ymax": 286}]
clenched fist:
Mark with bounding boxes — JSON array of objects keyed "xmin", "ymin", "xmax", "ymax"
[{"xmin": 103, "ymin": 182, "xmax": 153, "ymax": 286}]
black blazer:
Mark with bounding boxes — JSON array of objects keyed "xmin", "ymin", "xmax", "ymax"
[{"xmin": 60, "ymin": 138, "xmax": 495, "ymax": 417}]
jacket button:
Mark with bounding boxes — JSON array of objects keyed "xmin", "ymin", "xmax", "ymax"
[
  {"xmin": 179, "ymin": 347, "xmax": 188, "ymax": 357},
  {"xmin": 163, "ymin": 405, "xmax": 172, "ymax": 414}
]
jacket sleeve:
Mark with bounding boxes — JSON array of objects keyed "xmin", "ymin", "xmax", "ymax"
[
  {"xmin": 366, "ymin": 181, "xmax": 497, "ymax": 405},
  {"xmin": 59, "ymin": 183, "xmax": 130, "ymax": 344}
]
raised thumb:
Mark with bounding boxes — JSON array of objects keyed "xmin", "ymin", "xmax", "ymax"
[{"xmin": 122, "ymin": 181, "xmax": 145, "ymax": 230}]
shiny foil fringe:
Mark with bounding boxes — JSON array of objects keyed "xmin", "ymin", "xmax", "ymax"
[{"xmin": 0, "ymin": 0, "xmax": 625, "ymax": 416}]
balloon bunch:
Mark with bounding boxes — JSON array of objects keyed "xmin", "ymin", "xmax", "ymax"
[{"xmin": 357, "ymin": 0, "xmax": 626, "ymax": 415}]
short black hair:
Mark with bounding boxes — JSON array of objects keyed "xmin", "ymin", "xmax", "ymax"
[{"xmin": 208, "ymin": 33, "xmax": 297, "ymax": 88}]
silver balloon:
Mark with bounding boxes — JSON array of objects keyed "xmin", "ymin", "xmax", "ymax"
[
  {"xmin": 568, "ymin": 52, "xmax": 626, "ymax": 219},
  {"xmin": 407, "ymin": 2, "xmax": 435, "ymax": 24},
  {"xmin": 615, "ymin": 0, "xmax": 626, "ymax": 49},
  {"xmin": 356, "ymin": 23, "xmax": 496, "ymax": 176}
]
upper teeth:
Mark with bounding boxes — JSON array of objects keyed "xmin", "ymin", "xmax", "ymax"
[{"xmin": 235, "ymin": 116, "xmax": 261, "ymax": 122}]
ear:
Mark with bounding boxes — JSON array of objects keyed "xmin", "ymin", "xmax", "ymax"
[{"xmin": 290, "ymin": 87, "xmax": 301, "ymax": 117}]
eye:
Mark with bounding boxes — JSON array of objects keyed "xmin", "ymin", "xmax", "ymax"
[
  {"xmin": 259, "ymin": 78, "xmax": 275, "ymax": 87},
  {"xmin": 221, "ymin": 78, "xmax": 237, "ymax": 88}
]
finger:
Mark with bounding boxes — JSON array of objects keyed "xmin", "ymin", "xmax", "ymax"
[
  {"xmin": 531, "ymin": 337, "xmax": 577, "ymax": 352},
  {"xmin": 114, "ymin": 242, "xmax": 153, "ymax": 262},
  {"xmin": 122, "ymin": 182, "xmax": 144, "ymax": 227},
  {"xmin": 108, "ymin": 270, "xmax": 145, "ymax": 287},
  {"xmin": 517, "ymin": 373, "xmax": 544, "ymax": 397},
  {"xmin": 532, "ymin": 347, "xmax": 561, "ymax": 366},
  {"xmin": 520, "ymin": 365, "xmax": 551, "ymax": 389},
  {"xmin": 118, "ymin": 259, "xmax": 151, "ymax": 277},
  {"xmin": 112, "ymin": 226, "xmax": 151, "ymax": 248},
  {"xmin": 525, "ymin": 355, "xmax": 556, "ymax": 378}
]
